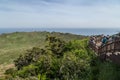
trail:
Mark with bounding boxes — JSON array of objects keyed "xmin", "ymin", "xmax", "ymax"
[{"xmin": 0, "ymin": 64, "xmax": 14, "ymax": 77}]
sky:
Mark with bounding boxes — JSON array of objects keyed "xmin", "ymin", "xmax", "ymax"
[{"xmin": 0, "ymin": 0, "xmax": 120, "ymax": 28}]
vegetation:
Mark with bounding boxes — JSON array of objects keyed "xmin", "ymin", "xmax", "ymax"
[
  {"xmin": 90, "ymin": 57, "xmax": 120, "ymax": 80},
  {"xmin": 0, "ymin": 31, "xmax": 86, "ymax": 64},
  {"xmin": 3, "ymin": 34, "xmax": 93, "ymax": 80},
  {"xmin": 0, "ymin": 31, "xmax": 120, "ymax": 80},
  {"xmin": 0, "ymin": 31, "xmax": 86, "ymax": 78}
]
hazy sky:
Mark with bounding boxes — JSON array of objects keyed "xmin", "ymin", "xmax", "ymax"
[{"xmin": 0, "ymin": 0, "xmax": 120, "ymax": 28}]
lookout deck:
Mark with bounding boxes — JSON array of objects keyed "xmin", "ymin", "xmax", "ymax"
[{"xmin": 89, "ymin": 36, "xmax": 120, "ymax": 64}]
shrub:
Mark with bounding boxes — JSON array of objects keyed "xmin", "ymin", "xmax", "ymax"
[
  {"xmin": 59, "ymin": 50, "xmax": 90, "ymax": 80},
  {"xmin": 46, "ymin": 35, "xmax": 66, "ymax": 57},
  {"xmin": 14, "ymin": 47, "xmax": 46, "ymax": 70},
  {"xmin": 5, "ymin": 68, "xmax": 15, "ymax": 75},
  {"xmin": 8, "ymin": 36, "xmax": 93, "ymax": 80},
  {"xmin": 17, "ymin": 64, "xmax": 37, "ymax": 78}
]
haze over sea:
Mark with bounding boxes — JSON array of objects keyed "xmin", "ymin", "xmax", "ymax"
[{"xmin": 0, "ymin": 28, "xmax": 119, "ymax": 36}]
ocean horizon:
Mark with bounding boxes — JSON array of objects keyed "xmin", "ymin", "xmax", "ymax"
[{"xmin": 0, "ymin": 28, "xmax": 119, "ymax": 36}]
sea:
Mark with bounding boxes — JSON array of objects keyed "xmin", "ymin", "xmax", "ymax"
[{"xmin": 0, "ymin": 28, "xmax": 120, "ymax": 36}]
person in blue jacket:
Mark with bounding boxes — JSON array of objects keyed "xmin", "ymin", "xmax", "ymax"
[{"xmin": 102, "ymin": 36, "xmax": 107, "ymax": 46}]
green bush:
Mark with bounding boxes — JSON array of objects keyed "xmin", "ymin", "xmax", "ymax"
[
  {"xmin": 89, "ymin": 57, "xmax": 120, "ymax": 80},
  {"xmin": 60, "ymin": 52, "xmax": 90, "ymax": 80},
  {"xmin": 46, "ymin": 35, "xmax": 66, "ymax": 57},
  {"xmin": 5, "ymin": 68, "xmax": 15, "ymax": 75},
  {"xmin": 14, "ymin": 47, "xmax": 46, "ymax": 70},
  {"xmin": 7, "ymin": 36, "xmax": 93, "ymax": 80},
  {"xmin": 17, "ymin": 64, "xmax": 37, "ymax": 78}
]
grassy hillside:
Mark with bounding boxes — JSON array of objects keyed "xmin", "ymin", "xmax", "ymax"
[
  {"xmin": 3, "ymin": 35, "xmax": 93, "ymax": 80},
  {"xmin": 0, "ymin": 31, "xmax": 86, "ymax": 65},
  {"xmin": 0, "ymin": 32, "xmax": 120, "ymax": 80}
]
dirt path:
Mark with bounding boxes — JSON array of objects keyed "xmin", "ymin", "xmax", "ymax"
[{"xmin": 0, "ymin": 64, "xmax": 14, "ymax": 77}]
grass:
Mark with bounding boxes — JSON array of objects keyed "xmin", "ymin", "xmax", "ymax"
[
  {"xmin": 0, "ymin": 31, "xmax": 86, "ymax": 78},
  {"xmin": 0, "ymin": 32, "xmax": 46, "ymax": 64},
  {"xmin": 0, "ymin": 31, "xmax": 86, "ymax": 65}
]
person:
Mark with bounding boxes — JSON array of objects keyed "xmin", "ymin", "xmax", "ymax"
[
  {"xmin": 106, "ymin": 35, "xmax": 110, "ymax": 40},
  {"xmin": 89, "ymin": 36, "xmax": 96, "ymax": 49},
  {"xmin": 101, "ymin": 36, "xmax": 107, "ymax": 46},
  {"xmin": 92, "ymin": 39, "xmax": 96, "ymax": 45}
]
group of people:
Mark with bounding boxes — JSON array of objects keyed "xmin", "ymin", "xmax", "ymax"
[{"xmin": 89, "ymin": 34, "xmax": 112, "ymax": 49}]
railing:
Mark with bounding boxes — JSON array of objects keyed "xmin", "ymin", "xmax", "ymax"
[
  {"xmin": 89, "ymin": 37, "xmax": 120, "ymax": 55},
  {"xmin": 89, "ymin": 37, "xmax": 120, "ymax": 64},
  {"xmin": 98, "ymin": 37, "xmax": 120, "ymax": 54},
  {"xmin": 88, "ymin": 41, "xmax": 98, "ymax": 53}
]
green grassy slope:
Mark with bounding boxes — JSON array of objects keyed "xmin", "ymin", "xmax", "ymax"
[
  {"xmin": 4, "ymin": 36, "xmax": 93, "ymax": 80},
  {"xmin": 1, "ymin": 32, "xmax": 120, "ymax": 80},
  {"xmin": 0, "ymin": 31, "xmax": 86, "ymax": 64}
]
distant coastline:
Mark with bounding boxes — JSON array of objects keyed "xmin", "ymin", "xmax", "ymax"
[{"xmin": 0, "ymin": 28, "xmax": 119, "ymax": 36}]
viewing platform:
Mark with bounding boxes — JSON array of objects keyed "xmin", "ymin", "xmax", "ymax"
[{"xmin": 89, "ymin": 35, "xmax": 120, "ymax": 64}]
